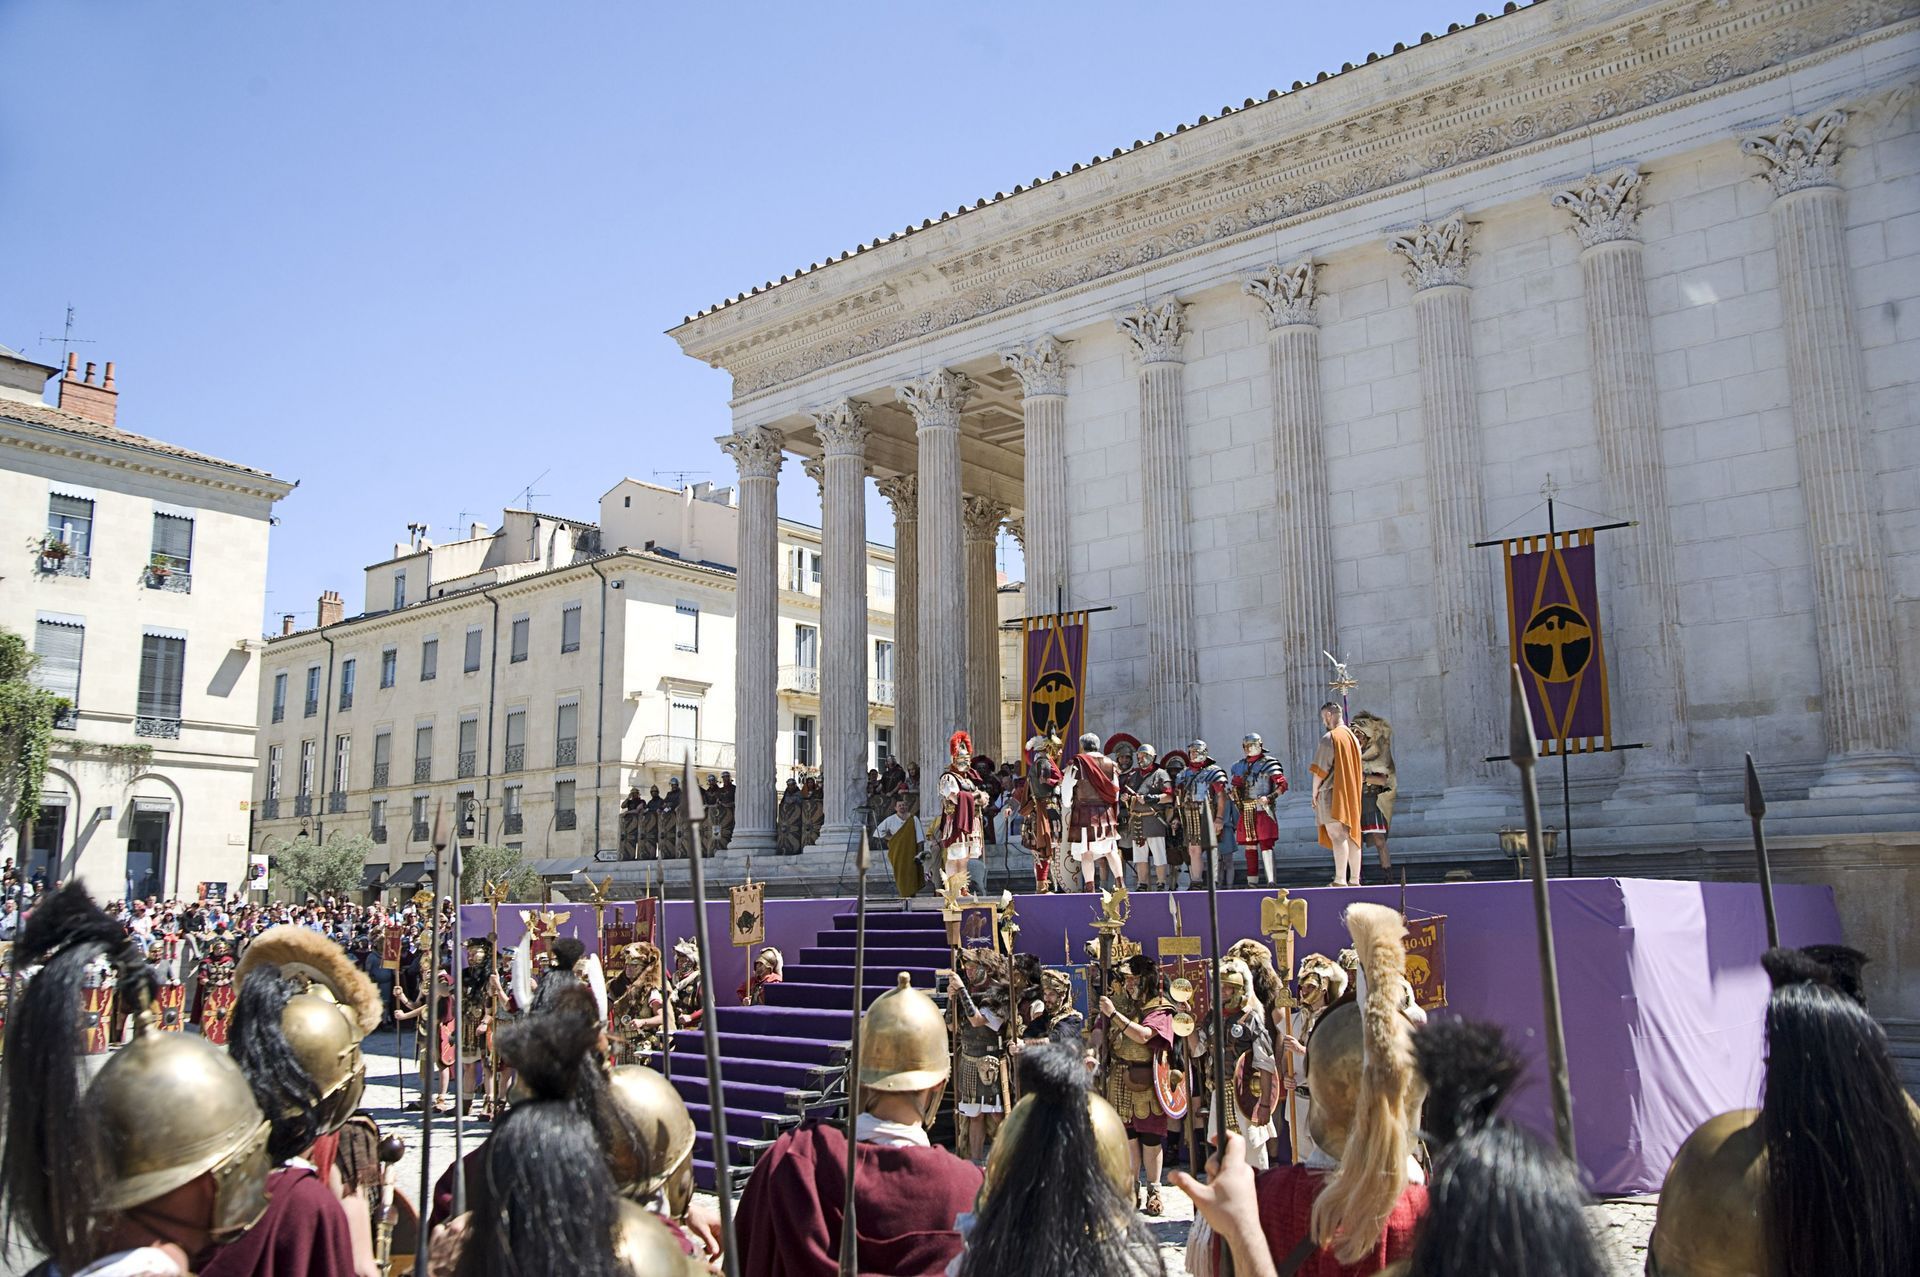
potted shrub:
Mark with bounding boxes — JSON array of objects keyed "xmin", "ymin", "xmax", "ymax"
[
  {"xmin": 148, "ymin": 554, "xmax": 172, "ymax": 582},
  {"xmin": 41, "ymin": 538, "xmax": 71, "ymax": 562}
]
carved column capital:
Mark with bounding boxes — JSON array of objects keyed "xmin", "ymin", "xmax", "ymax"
[
  {"xmin": 1742, "ymin": 109, "xmax": 1847, "ymax": 196},
  {"xmin": 1552, "ymin": 167, "xmax": 1646, "ymax": 248},
  {"xmin": 1388, "ymin": 211, "xmax": 1474, "ymax": 290},
  {"xmin": 810, "ymin": 398, "xmax": 870, "ymax": 456},
  {"xmin": 1116, "ymin": 296, "xmax": 1189, "ymax": 364},
  {"xmin": 962, "ymin": 495, "xmax": 1009, "ymax": 544},
  {"xmin": 875, "ymin": 473, "xmax": 918, "ymax": 520},
  {"xmin": 896, "ymin": 369, "xmax": 974, "ymax": 429},
  {"xmin": 1000, "ymin": 336, "xmax": 1071, "ymax": 397},
  {"xmin": 719, "ymin": 426, "xmax": 785, "ymax": 480},
  {"xmin": 801, "ymin": 456, "xmax": 825, "ymax": 489},
  {"xmin": 1005, "ymin": 516, "xmax": 1025, "ymax": 551},
  {"xmin": 1244, "ymin": 259, "xmax": 1321, "ymax": 328}
]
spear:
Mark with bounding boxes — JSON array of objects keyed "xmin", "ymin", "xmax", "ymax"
[
  {"xmin": 1509, "ymin": 665, "xmax": 1576, "ymax": 1162},
  {"xmin": 446, "ymin": 804, "xmax": 467, "ymax": 1215},
  {"xmin": 682, "ymin": 753, "xmax": 739, "ymax": 1277},
  {"xmin": 1744, "ymin": 754, "xmax": 1778, "ymax": 949},
  {"xmin": 414, "ymin": 804, "xmax": 445, "ymax": 1277},
  {"xmin": 838, "ymin": 806, "xmax": 872, "ymax": 1277},
  {"xmin": 1200, "ymin": 833, "xmax": 1234, "ymax": 1277}
]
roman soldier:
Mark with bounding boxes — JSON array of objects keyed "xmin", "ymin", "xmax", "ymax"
[
  {"xmin": 736, "ymin": 974, "xmax": 983, "ymax": 1277},
  {"xmin": 714, "ymin": 771, "xmax": 737, "ymax": 850},
  {"xmin": 149, "ymin": 938, "xmax": 189, "ymax": 1032},
  {"xmin": 668, "ymin": 937, "xmax": 704, "ymax": 1029},
  {"xmin": 193, "ymin": 934, "xmax": 240, "ymax": 1045},
  {"xmin": 799, "ymin": 775, "xmax": 825, "ymax": 848},
  {"xmin": 1214, "ymin": 957, "xmax": 1281, "ymax": 1170},
  {"xmin": 948, "ymin": 948, "xmax": 1011, "ymax": 1161},
  {"xmin": 1229, "ymin": 733, "xmax": 1289, "ymax": 886},
  {"xmin": 1066, "ymin": 732, "xmax": 1124, "ymax": 893},
  {"xmin": 608, "ymin": 941, "xmax": 667, "ymax": 1063},
  {"xmin": 938, "ymin": 730, "xmax": 986, "ymax": 896},
  {"xmin": 1175, "ymin": 741, "xmax": 1230, "ymax": 889},
  {"xmin": 1311, "ymin": 703, "xmax": 1366, "ymax": 887},
  {"xmin": 606, "ymin": 1064, "xmax": 705, "ymax": 1262},
  {"xmin": 1351, "ymin": 712, "xmax": 1397, "ymax": 872},
  {"xmin": 776, "ymin": 779, "xmax": 805, "ymax": 856},
  {"xmin": 1020, "ymin": 966, "xmax": 1086, "ymax": 1053},
  {"xmin": 738, "ymin": 947, "xmax": 784, "ymax": 1005},
  {"xmin": 1019, "ymin": 733, "xmax": 1065, "ymax": 893},
  {"xmin": 1122, "ymin": 743, "xmax": 1175, "ymax": 891},
  {"xmin": 1099, "ymin": 951, "xmax": 1179, "ymax": 1216}
]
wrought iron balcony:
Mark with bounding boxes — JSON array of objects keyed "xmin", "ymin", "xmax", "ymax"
[
  {"xmin": 635, "ymin": 734, "xmax": 735, "ymax": 770},
  {"xmin": 555, "ymin": 738, "xmax": 577, "ymax": 766},
  {"xmin": 412, "ymin": 821, "xmax": 430, "ymax": 842},
  {"xmin": 504, "ymin": 745, "xmax": 525, "ymax": 772},
  {"xmin": 871, "ymin": 678, "xmax": 895, "ymax": 706},
  {"xmin": 52, "ymin": 705, "xmax": 79, "ymax": 730},
  {"xmin": 371, "ymin": 824, "xmax": 388, "ymax": 844},
  {"xmin": 458, "ymin": 751, "xmax": 477, "ymax": 779},
  {"xmin": 328, "ymin": 792, "xmax": 346, "ymax": 814},
  {"xmin": 135, "ymin": 715, "xmax": 181, "ymax": 739},
  {"xmin": 778, "ymin": 665, "xmax": 821, "ymax": 696},
  {"xmin": 413, "ymin": 758, "xmax": 432, "ymax": 783},
  {"xmin": 372, "ymin": 763, "xmax": 389, "ymax": 787},
  {"xmin": 556, "ymin": 809, "xmax": 577, "ymax": 831},
  {"xmin": 262, "ymin": 798, "xmax": 280, "ymax": 820},
  {"xmin": 503, "ymin": 813, "xmax": 524, "ymax": 836},
  {"xmin": 272, "ymin": 705, "xmax": 285, "ymax": 724},
  {"xmin": 338, "ymin": 690, "xmax": 354, "ymax": 711},
  {"xmin": 294, "ymin": 794, "xmax": 313, "ymax": 818},
  {"xmin": 304, "ymin": 698, "xmax": 318, "ymax": 718},
  {"xmin": 37, "ymin": 551, "xmax": 90, "ymax": 578},
  {"xmin": 146, "ymin": 568, "xmax": 191, "ymax": 593}
]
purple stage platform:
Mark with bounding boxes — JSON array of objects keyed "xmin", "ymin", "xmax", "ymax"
[{"xmin": 466, "ymin": 876, "xmax": 1840, "ymax": 1195}]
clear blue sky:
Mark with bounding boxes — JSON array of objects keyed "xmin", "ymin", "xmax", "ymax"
[{"xmin": 2, "ymin": 0, "xmax": 1467, "ymax": 630}]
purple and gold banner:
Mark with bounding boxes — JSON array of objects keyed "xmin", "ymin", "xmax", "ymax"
[
  {"xmin": 1023, "ymin": 611, "xmax": 1088, "ymax": 761},
  {"xmin": 1504, "ymin": 529, "xmax": 1612, "ymax": 755}
]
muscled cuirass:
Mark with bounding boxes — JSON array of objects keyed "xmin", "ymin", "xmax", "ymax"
[
  {"xmin": 1109, "ymin": 989, "xmax": 1170, "ymax": 1064},
  {"xmin": 957, "ymin": 1022, "xmax": 1002, "ymax": 1059}
]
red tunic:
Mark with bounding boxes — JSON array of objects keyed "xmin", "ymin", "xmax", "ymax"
[
  {"xmin": 1229, "ymin": 1164, "xmax": 1426, "ymax": 1277},
  {"xmin": 199, "ymin": 1165, "xmax": 356, "ymax": 1277},
  {"xmin": 736, "ymin": 1121, "xmax": 982, "ymax": 1277}
]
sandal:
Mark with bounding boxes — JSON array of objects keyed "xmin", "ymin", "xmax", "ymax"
[{"xmin": 1144, "ymin": 1185, "xmax": 1163, "ymax": 1217}]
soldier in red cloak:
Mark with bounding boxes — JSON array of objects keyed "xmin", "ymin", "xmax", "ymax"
[
  {"xmin": 1067, "ymin": 732, "xmax": 1123, "ymax": 893},
  {"xmin": 937, "ymin": 730, "xmax": 986, "ymax": 897},
  {"xmin": 192, "ymin": 934, "xmax": 239, "ymax": 1045}
]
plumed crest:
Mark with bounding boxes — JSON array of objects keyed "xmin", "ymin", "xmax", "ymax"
[
  {"xmin": 234, "ymin": 924, "xmax": 382, "ymax": 1037},
  {"xmin": 579, "ymin": 954, "xmax": 609, "ymax": 1022},
  {"xmin": 551, "ymin": 936, "xmax": 586, "ymax": 973},
  {"xmin": 12, "ymin": 882, "xmax": 125, "ymax": 974},
  {"xmin": 1414, "ymin": 1019, "xmax": 1523, "ymax": 1149},
  {"xmin": 1764, "ymin": 944, "xmax": 1869, "ymax": 1008},
  {"xmin": 1298, "ymin": 952, "xmax": 1349, "ymax": 1002},
  {"xmin": 949, "ymin": 729, "xmax": 973, "ymax": 758}
]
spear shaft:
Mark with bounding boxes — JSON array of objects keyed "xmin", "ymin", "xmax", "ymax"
[
  {"xmin": 682, "ymin": 755, "xmax": 739, "ymax": 1277},
  {"xmin": 1201, "ymin": 841, "xmax": 1235, "ymax": 1277},
  {"xmin": 1509, "ymin": 665, "xmax": 1576, "ymax": 1162},
  {"xmin": 1744, "ymin": 754, "xmax": 1779, "ymax": 949},
  {"xmin": 838, "ymin": 819, "xmax": 871, "ymax": 1277}
]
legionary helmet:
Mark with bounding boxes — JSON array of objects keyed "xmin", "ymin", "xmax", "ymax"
[
  {"xmin": 1243, "ymin": 733, "xmax": 1263, "ymax": 754},
  {"xmin": 1188, "ymin": 739, "xmax": 1209, "ymax": 759},
  {"xmin": 612, "ymin": 1199, "xmax": 703, "ymax": 1276},
  {"xmin": 1645, "ymin": 1110, "xmax": 1766, "ymax": 1277},
  {"xmin": 859, "ymin": 973, "xmax": 949, "ymax": 1094},
  {"xmin": 983, "ymin": 1086, "xmax": 1131, "ymax": 1207},
  {"xmin": 1135, "ymin": 742, "xmax": 1157, "ymax": 762},
  {"xmin": 233, "ymin": 924, "xmax": 381, "ymax": 1137},
  {"xmin": 606, "ymin": 1065, "xmax": 697, "ymax": 1218},
  {"xmin": 948, "ymin": 730, "xmax": 973, "ymax": 767}
]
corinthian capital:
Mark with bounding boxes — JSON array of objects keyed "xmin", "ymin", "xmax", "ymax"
[
  {"xmin": 719, "ymin": 426, "xmax": 785, "ymax": 480},
  {"xmin": 1244, "ymin": 259, "xmax": 1320, "ymax": 328},
  {"xmin": 1551, "ymin": 167, "xmax": 1646, "ymax": 248},
  {"xmin": 1388, "ymin": 212, "xmax": 1473, "ymax": 290},
  {"xmin": 801, "ymin": 456, "xmax": 825, "ymax": 490},
  {"xmin": 1005, "ymin": 516, "xmax": 1026, "ymax": 550},
  {"xmin": 896, "ymin": 369, "xmax": 974, "ymax": 429},
  {"xmin": 810, "ymin": 399, "xmax": 870, "ymax": 457},
  {"xmin": 962, "ymin": 495, "xmax": 1010, "ymax": 543},
  {"xmin": 875, "ymin": 473, "xmax": 918, "ymax": 520},
  {"xmin": 1116, "ymin": 296, "xmax": 1188, "ymax": 364},
  {"xmin": 1000, "ymin": 336, "xmax": 1071, "ymax": 397},
  {"xmin": 1742, "ymin": 110, "xmax": 1847, "ymax": 196}
]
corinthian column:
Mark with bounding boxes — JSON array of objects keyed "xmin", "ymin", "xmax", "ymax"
[
  {"xmin": 1002, "ymin": 337, "xmax": 1070, "ymax": 615},
  {"xmin": 964, "ymin": 495, "xmax": 1009, "ymax": 758},
  {"xmin": 1390, "ymin": 214, "xmax": 1502, "ymax": 795},
  {"xmin": 1743, "ymin": 111, "xmax": 1913, "ymax": 785},
  {"xmin": 876, "ymin": 474, "xmax": 919, "ymax": 780},
  {"xmin": 719, "ymin": 425, "xmax": 785, "ymax": 851},
  {"xmin": 1119, "ymin": 297, "xmax": 1201, "ymax": 748},
  {"xmin": 1551, "ymin": 168, "xmax": 1693, "ymax": 792},
  {"xmin": 810, "ymin": 400, "xmax": 871, "ymax": 850},
  {"xmin": 1246, "ymin": 259, "xmax": 1334, "ymax": 775},
  {"xmin": 898, "ymin": 370, "xmax": 972, "ymax": 818}
]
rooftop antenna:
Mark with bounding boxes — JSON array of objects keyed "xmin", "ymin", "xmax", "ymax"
[
  {"xmin": 508, "ymin": 468, "xmax": 551, "ymax": 511},
  {"xmin": 37, "ymin": 305, "xmax": 95, "ymax": 369},
  {"xmin": 652, "ymin": 469, "xmax": 710, "ymax": 489}
]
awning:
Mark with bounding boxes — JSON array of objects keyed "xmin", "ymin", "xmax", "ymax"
[
  {"xmin": 526, "ymin": 856, "xmax": 592, "ymax": 881},
  {"xmin": 37, "ymin": 790, "xmax": 71, "ymax": 808},
  {"xmin": 386, "ymin": 861, "xmax": 429, "ymax": 888},
  {"xmin": 132, "ymin": 796, "xmax": 175, "ymax": 814},
  {"xmin": 359, "ymin": 864, "xmax": 389, "ymax": 889}
]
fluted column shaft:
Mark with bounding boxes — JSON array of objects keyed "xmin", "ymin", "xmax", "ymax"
[
  {"xmin": 1745, "ymin": 111, "xmax": 1907, "ymax": 765},
  {"xmin": 1003, "ymin": 337, "xmax": 1071, "ymax": 614},
  {"xmin": 813, "ymin": 403, "xmax": 870, "ymax": 846},
  {"xmin": 899, "ymin": 371, "xmax": 972, "ymax": 820},
  {"xmin": 1248, "ymin": 261, "xmax": 1334, "ymax": 775},
  {"xmin": 1119, "ymin": 299, "xmax": 1200, "ymax": 747},
  {"xmin": 1393, "ymin": 214, "xmax": 1501, "ymax": 790},
  {"xmin": 878, "ymin": 476, "xmax": 919, "ymax": 780},
  {"xmin": 719, "ymin": 427, "xmax": 784, "ymax": 850},
  {"xmin": 964, "ymin": 497, "xmax": 1009, "ymax": 758}
]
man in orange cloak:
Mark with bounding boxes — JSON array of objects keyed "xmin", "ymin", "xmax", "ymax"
[{"xmin": 1310, "ymin": 702, "xmax": 1365, "ymax": 886}]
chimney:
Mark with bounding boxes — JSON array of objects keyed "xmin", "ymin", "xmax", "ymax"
[
  {"xmin": 281, "ymin": 613, "xmax": 296, "ymax": 636},
  {"xmin": 56, "ymin": 353, "xmax": 119, "ymax": 427},
  {"xmin": 469, "ymin": 522, "xmax": 488, "ymax": 540},
  {"xmin": 316, "ymin": 591, "xmax": 344, "ymax": 628}
]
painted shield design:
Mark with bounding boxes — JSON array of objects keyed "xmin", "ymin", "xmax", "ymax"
[{"xmin": 1153, "ymin": 1052, "xmax": 1189, "ymax": 1119}]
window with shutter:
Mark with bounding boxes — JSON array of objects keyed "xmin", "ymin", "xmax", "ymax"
[
  {"xmin": 137, "ymin": 635, "xmax": 186, "ymax": 727},
  {"xmin": 150, "ymin": 512, "xmax": 193, "ymax": 572},
  {"xmin": 272, "ymin": 672, "xmax": 287, "ymax": 722},
  {"xmin": 46, "ymin": 494, "xmax": 93, "ymax": 556},
  {"xmin": 421, "ymin": 637, "xmax": 438, "ymax": 681},
  {"xmin": 555, "ymin": 701, "xmax": 578, "ymax": 764},
  {"xmin": 511, "ymin": 617, "xmax": 529, "ymax": 663},
  {"xmin": 561, "ymin": 605, "xmax": 582, "ymax": 653},
  {"xmin": 380, "ymin": 648, "xmax": 397, "ymax": 688},
  {"xmin": 338, "ymin": 659, "xmax": 356, "ymax": 710},
  {"xmin": 464, "ymin": 628, "xmax": 483, "ymax": 673},
  {"xmin": 31, "ymin": 620, "xmax": 83, "ymax": 717},
  {"xmin": 392, "ymin": 573, "xmax": 406, "ymax": 611},
  {"xmin": 674, "ymin": 603, "xmax": 700, "ymax": 653}
]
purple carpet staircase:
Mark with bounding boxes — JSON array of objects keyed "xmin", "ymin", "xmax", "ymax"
[{"xmin": 665, "ymin": 907, "xmax": 952, "ymax": 1192}]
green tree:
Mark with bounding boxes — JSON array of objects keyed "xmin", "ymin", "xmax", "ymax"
[
  {"xmin": 456, "ymin": 842, "xmax": 541, "ymax": 902},
  {"xmin": 267, "ymin": 831, "xmax": 376, "ymax": 901},
  {"xmin": 0, "ymin": 626, "xmax": 67, "ymax": 835}
]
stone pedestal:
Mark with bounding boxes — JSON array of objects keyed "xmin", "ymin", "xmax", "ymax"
[
  {"xmin": 719, "ymin": 426, "xmax": 785, "ymax": 851},
  {"xmin": 898, "ymin": 370, "xmax": 972, "ymax": 820}
]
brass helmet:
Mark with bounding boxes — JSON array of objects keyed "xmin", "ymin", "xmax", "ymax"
[
  {"xmin": 233, "ymin": 924, "xmax": 379, "ymax": 1137},
  {"xmin": 1645, "ymin": 1110, "xmax": 1765, "ymax": 1277},
  {"xmin": 92, "ymin": 1029, "xmax": 272, "ymax": 1240},
  {"xmin": 606, "ymin": 1065, "xmax": 697, "ymax": 1218},
  {"xmin": 611, "ymin": 1199, "xmax": 702, "ymax": 1275},
  {"xmin": 859, "ymin": 973, "xmax": 948, "ymax": 1093},
  {"xmin": 983, "ymin": 1089, "xmax": 1130, "ymax": 1206}
]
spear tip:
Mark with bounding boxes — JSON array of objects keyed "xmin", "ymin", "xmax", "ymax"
[
  {"xmin": 1507, "ymin": 665, "xmax": 1539, "ymax": 768},
  {"xmin": 1743, "ymin": 753, "xmax": 1766, "ymax": 820}
]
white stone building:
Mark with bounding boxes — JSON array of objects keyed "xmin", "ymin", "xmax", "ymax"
[
  {"xmin": 672, "ymin": 0, "xmax": 1920, "ymax": 1064},
  {"xmin": 250, "ymin": 480, "xmax": 898, "ymax": 886},
  {"xmin": 0, "ymin": 346, "xmax": 293, "ymax": 900}
]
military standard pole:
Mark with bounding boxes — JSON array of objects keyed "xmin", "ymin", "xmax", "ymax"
[
  {"xmin": 838, "ymin": 818, "xmax": 871, "ymax": 1277},
  {"xmin": 1201, "ymin": 837, "xmax": 1235, "ymax": 1277},
  {"xmin": 1509, "ymin": 666, "xmax": 1576, "ymax": 1162},
  {"xmin": 682, "ymin": 754, "xmax": 739, "ymax": 1277},
  {"xmin": 415, "ymin": 805, "xmax": 445, "ymax": 1277}
]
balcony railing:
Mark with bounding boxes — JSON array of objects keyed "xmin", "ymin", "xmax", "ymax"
[
  {"xmin": 328, "ymin": 792, "xmax": 346, "ymax": 814},
  {"xmin": 871, "ymin": 677, "xmax": 895, "ymax": 706},
  {"xmin": 635, "ymin": 734, "xmax": 736, "ymax": 770},
  {"xmin": 458, "ymin": 751, "xmax": 477, "ymax": 779},
  {"xmin": 556, "ymin": 809, "xmax": 577, "ymax": 831},
  {"xmin": 555, "ymin": 738, "xmax": 577, "ymax": 765},
  {"xmin": 413, "ymin": 758, "xmax": 432, "ymax": 783},
  {"xmin": 37, "ymin": 551, "xmax": 90, "ymax": 578},
  {"xmin": 146, "ymin": 568, "xmax": 191, "ymax": 593},
  {"xmin": 135, "ymin": 715, "xmax": 181, "ymax": 739},
  {"xmin": 504, "ymin": 745, "xmax": 524, "ymax": 772},
  {"xmin": 304, "ymin": 698, "xmax": 318, "ymax": 718},
  {"xmin": 372, "ymin": 824, "xmax": 388, "ymax": 844},
  {"xmin": 777, "ymin": 665, "xmax": 821, "ymax": 696},
  {"xmin": 372, "ymin": 763, "xmax": 389, "ymax": 787},
  {"xmin": 338, "ymin": 690, "xmax": 354, "ymax": 711},
  {"xmin": 503, "ymin": 812, "xmax": 524, "ymax": 835},
  {"xmin": 294, "ymin": 794, "xmax": 313, "ymax": 818},
  {"xmin": 261, "ymin": 798, "xmax": 280, "ymax": 820},
  {"xmin": 412, "ymin": 821, "xmax": 430, "ymax": 842},
  {"xmin": 52, "ymin": 705, "xmax": 79, "ymax": 730}
]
